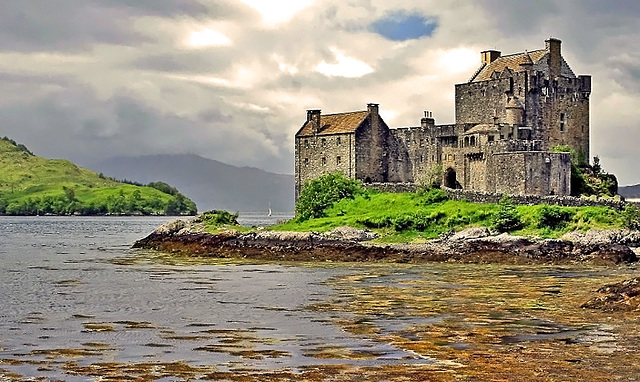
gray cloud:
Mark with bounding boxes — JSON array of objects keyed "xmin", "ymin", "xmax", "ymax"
[{"xmin": 0, "ymin": 0, "xmax": 638, "ymax": 185}]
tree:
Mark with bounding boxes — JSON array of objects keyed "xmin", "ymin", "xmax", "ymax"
[
  {"xmin": 295, "ymin": 173, "xmax": 366, "ymax": 221},
  {"xmin": 492, "ymin": 195, "xmax": 522, "ymax": 232}
]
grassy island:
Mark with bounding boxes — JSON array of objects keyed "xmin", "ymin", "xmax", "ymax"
[{"xmin": 201, "ymin": 173, "xmax": 635, "ymax": 243}]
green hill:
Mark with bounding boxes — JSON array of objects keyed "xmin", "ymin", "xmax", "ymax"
[{"xmin": 0, "ymin": 137, "xmax": 197, "ymax": 215}]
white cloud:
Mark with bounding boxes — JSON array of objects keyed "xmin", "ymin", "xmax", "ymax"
[
  {"xmin": 185, "ymin": 28, "xmax": 231, "ymax": 48},
  {"xmin": 238, "ymin": 0, "xmax": 317, "ymax": 26},
  {"xmin": 315, "ymin": 48, "xmax": 374, "ymax": 78}
]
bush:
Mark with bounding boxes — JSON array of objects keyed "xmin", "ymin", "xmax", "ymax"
[
  {"xmin": 419, "ymin": 188, "xmax": 449, "ymax": 204},
  {"xmin": 295, "ymin": 173, "xmax": 366, "ymax": 221},
  {"xmin": 623, "ymin": 204, "xmax": 640, "ymax": 230},
  {"xmin": 200, "ymin": 210, "xmax": 239, "ymax": 226},
  {"xmin": 537, "ymin": 204, "xmax": 573, "ymax": 229},
  {"xmin": 492, "ymin": 195, "xmax": 522, "ymax": 232}
]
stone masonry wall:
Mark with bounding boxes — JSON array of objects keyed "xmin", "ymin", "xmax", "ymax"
[{"xmin": 364, "ymin": 183, "xmax": 629, "ymax": 211}]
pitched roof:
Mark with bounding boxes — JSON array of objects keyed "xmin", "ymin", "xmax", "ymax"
[
  {"xmin": 296, "ymin": 110, "xmax": 368, "ymax": 137},
  {"xmin": 470, "ymin": 49, "xmax": 547, "ymax": 82}
]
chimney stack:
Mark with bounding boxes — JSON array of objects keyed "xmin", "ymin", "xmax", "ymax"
[
  {"xmin": 307, "ymin": 109, "xmax": 321, "ymax": 134},
  {"xmin": 367, "ymin": 103, "xmax": 379, "ymax": 115},
  {"xmin": 545, "ymin": 38, "xmax": 561, "ymax": 77},
  {"xmin": 481, "ymin": 50, "xmax": 501, "ymax": 64}
]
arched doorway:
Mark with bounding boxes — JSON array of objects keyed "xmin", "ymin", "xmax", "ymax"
[{"xmin": 444, "ymin": 167, "xmax": 457, "ymax": 189}]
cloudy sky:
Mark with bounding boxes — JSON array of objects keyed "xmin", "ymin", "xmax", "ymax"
[{"xmin": 2, "ymin": 1, "xmax": 640, "ymax": 184}]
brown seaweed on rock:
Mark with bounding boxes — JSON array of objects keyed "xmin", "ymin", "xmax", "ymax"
[{"xmin": 582, "ymin": 278, "xmax": 640, "ymax": 311}]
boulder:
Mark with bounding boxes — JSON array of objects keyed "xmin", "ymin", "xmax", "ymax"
[
  {"xmin": 581, "ymin": 278, "xmax": 640, "ymax": 311},
  {"xmin": 322, "ymin": 226, "xmax": 378, "ymax": 242}
]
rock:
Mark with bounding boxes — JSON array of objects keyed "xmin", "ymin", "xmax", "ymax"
[
  {"xmin": 154, "ymin": 219, "xmax": 186, "ymax": 235},
  {"xmin": 448, "ymin": 227, "xmax": 490, "ymax": 241},
  {"xmin": 322, "ymin": 226, "xmax": 378, "ymax": 242},
  {"xmin": 580, "ymin": 243, "xmax": 637, "ymax": 264},
  {"xmin": 581, "ymin": 278, "xmax": 640, "ymax": 311},
  {"xmin": 562, "ymin": 229, "xmax": 640, "ymax": 246}
]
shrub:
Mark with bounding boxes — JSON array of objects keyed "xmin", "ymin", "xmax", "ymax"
[
  {"xmin": 200, "ymin": 210, "xmax": 239, "ymax": 226},
  {"xmin": 420, "ymin": 188, "xmax": 449, "ymax": 204},
  {"xmin": 296, "ymin": 173, "xmax": 366, "ymax": 221},
  {"xmin": 537, "ymin": 204, "xmax": 574, "ymax": 229},
  {"xmin": 492, "ymin": 195, "xmax": 522, "ymax": 232},
  {"xmin": 623, "ymin": 204, "xmax": 640, "ymax": 230}
]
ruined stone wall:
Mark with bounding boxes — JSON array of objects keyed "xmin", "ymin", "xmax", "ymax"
[{"xmin": 295, "ymin": 132, "xmax": 355, "ymax": 197}]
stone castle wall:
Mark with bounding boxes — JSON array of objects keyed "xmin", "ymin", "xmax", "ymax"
[{"xmin": 364, "ymin": 183, "xmax": 629, "ymax": 211}]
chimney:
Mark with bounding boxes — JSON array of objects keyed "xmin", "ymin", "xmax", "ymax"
[
  {"xmin": 307, "ymin": 109, "xmax": 321, "ymax": 134},
  {"xmin": 545, "ymin": 38, "xmax": 561, "ymax": 77},
  {"xmin": 367, "ymin": 103, "xmax": 379, "ymax": 115},
  {"xmin": 481, "ymin": 50, "xmax": 501, "ymax": 64},
  {"xmin": 421, "ymin": 110, "xmax": 435, "ymax": 128}
]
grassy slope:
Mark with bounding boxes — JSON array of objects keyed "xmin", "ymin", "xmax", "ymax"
[
  {"xmin": 272, "ymin": 192, "xmax": 625, "ymax": 243},
  {"xmin": 0, "ymin": 139, "xmax": 193, "ymax": 215}
]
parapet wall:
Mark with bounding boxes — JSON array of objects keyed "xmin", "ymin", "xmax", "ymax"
[
  {"xmin": 444, "ymin": 187, "xmax": 627, "ymax": 210},
  {"xmin": 364, "ymin": 183, "xmax": 631, "ymax": 210}
]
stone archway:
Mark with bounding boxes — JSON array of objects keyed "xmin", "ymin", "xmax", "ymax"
[{"xmin": 444, "ymin": 167, "xmax": 457, "ymax": 189}]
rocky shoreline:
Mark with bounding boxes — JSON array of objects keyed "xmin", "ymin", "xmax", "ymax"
[{"xmin": 133, "ymin": 217, "xmax": 640, "ymax": 265}]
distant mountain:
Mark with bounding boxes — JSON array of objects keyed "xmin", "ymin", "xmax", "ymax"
[
  {"xmin": 86, "ymin": 154, "xmax": 295, "ymax": 212},
  {"xmin": 618, "ymin": 184, "xmax": 640, "ymax": 199}
]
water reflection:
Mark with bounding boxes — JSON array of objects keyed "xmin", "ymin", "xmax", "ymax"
[{"xmin": 1, "ymin": 217, "xmax": 639, "ymax": 381}]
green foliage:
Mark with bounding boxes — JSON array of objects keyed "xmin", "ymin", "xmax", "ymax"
[
  {"xmin": 147, "ymin": 181, "xmax": 179, "ymax": 196},
  {"xmin": 551, "ymin": 146, "xmax": 618, "ymax": 197},
  {"xmin": 295, "ymin": 173, "xmax": 366, "ymax": 221},
  {"xmin": 200, "ymin": 210, "xmax": 239, "ymax": 226},
  {"xmin": 1, "ymin": 137, "xmax": 33, "ymax": 155},
  {"xmin": 419, "ymin": 187, "xmax": 449, "ymax": 204},
  {"xmin": 537, "ymin": 204, "xmax": 574, "ymax": 229},
  {"xmin": 623, "ymin": 204, "xmax": 640, "ymax": 230},
  {"xmin": 492, "ymin": 195, "xmax": 523, "ymax": 232}
]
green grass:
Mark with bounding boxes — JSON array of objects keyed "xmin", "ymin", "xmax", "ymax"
[
  {"xmin": 269, "ymin": 191, "xmax": 626, "ymax": 243},
  {"xmin": 0, "ymin": 138, "xmax": 196, "ymax": 215}
]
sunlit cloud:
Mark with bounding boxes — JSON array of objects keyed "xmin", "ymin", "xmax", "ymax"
[
  {"xmin": 315, "ymin": 49, "xmax": 374, "ymax": 78},
  {"xmin": 185, "ymin": 28, "xmax": 231, "ymax": 48},
  {"xmin": 238, "ymin": 0, "xmax": 316, "ymax": 26}
]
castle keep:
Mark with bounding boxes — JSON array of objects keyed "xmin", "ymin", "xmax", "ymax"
[{"xmin": 295, "ymin": 38, "xmax": 591, "ymax": 198}]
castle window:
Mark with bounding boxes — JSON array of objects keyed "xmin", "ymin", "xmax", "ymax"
[
  {"xmin": 336, "ymin": 137, "xmax": 341, "ymax": 146},
  {"xmin": 488, "ymin": 135, "xmax": 495, "ymax": 142},
  {"xmin": 321, "ymin": 157, "xmax": 326, "ymax": 166},
  {"xmin": 304, "ymin": 158, "xmax": 309, "ymax": 166},
  {"xmin": 304, "ymin": 139, "xmax": 309, "ymax": 148},
  {"xmin": 336, "ymin": 156, "xmax": 341, "ymax": 165},
  {"xmin": 420, "ymin": 155, "xmax": 423, "ymax": 163},
  {"xmin": 560, "ymin": 113, "xmax": 565, "ymax": 132},
  {"xmin": 321, "ymin": 138, "xmax": 326, "ymax": 147}
]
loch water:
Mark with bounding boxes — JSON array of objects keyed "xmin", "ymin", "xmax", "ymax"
[{"xmin": 1, "ymin": 216, "xmax": 639, "ymax": 380}]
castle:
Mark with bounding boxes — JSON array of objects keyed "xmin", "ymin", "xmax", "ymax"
[{"xmin": 295, "ymin": 38, "xmax": 591, "ymax": 199}]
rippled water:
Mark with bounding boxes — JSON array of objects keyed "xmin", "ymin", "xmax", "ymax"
[{"xmin": 1, "ymin": 216, "xmax": 639, "ymax": 381}]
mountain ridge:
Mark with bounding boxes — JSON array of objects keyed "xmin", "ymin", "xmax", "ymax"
[{"xmin": 85, "ymin": 154, "xmax": 295, "ymax": 212}]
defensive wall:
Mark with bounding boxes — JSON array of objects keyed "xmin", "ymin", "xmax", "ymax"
[{"xmin": 364, "ymin": 183, "xmax": 632, "ymax": 211}]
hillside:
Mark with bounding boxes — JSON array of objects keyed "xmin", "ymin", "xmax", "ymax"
[
  {"xmin": 619, "ymin": 184, "xmax": 640, "ymax": 199},
  {"xmin": 0, "ymin": 137, "xmax": 196, "ymax": 215},
  {"xmin": 86, "ymin": 154, "xmax": 295, "ymax": 212}
]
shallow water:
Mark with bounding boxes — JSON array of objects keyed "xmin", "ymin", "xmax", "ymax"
[{"xmin": 1, "ymin": 216, "xmax": 639, "ymax": 381}]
